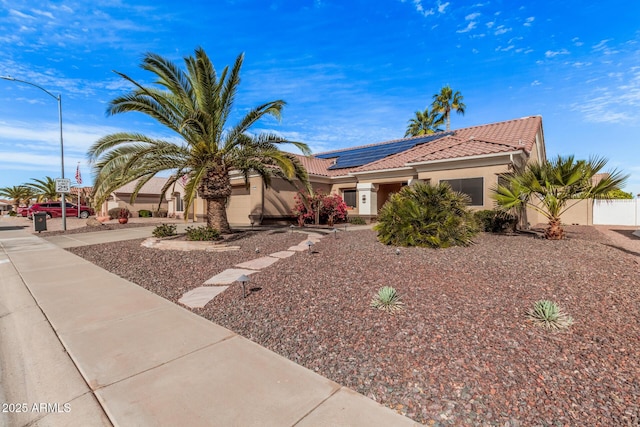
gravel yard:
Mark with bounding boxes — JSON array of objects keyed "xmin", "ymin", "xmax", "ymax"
[{"xmin": 66, "ymin": 225, "xmax": 640, "ymax": 426}]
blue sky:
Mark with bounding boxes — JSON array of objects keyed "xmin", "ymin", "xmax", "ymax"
[{"xmin": 1, "ymin": 0, "xmax": 639, "ymax": 195}]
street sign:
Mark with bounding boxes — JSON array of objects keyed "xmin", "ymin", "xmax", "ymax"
[{"xmin": 55, "ymin": 178, "xmax": 71, "ymax": 193}]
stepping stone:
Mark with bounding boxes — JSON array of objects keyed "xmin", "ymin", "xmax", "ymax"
[
  {"xmin": 269, "ymin": 251, "xmax": 295, "ymax": 259},
  {"xmin": 235, "ymin": 256, "xmax": 280, "ymax": 270},
  {"xmin": 288, "ymin": 245, "xmax": 308, "ymax": 252},
  {"xmin": 178, "ymin": 286, "xmax": 229, "ymax": 308},
  {"xmin": 204, "ymin": 268, "xmax": 258, "ymax": 285}
]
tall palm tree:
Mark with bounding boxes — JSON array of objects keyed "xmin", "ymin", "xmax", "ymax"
[
  {"xmin": 27, "ymin": 177, "xmax": 60, "ymax": 202},
  {"xmin": 404, "ymin": 106, "xmax": 444, "ymax": 137},
  {"xmin": 493, "ymin": 155, "xmax": 628, "ymax": 240},
  {"xmin": 0, "ymin": 185, "xmax": 32, "ymax": 211},
  {"xmin": 431, "ymin": 85, "xmax": 466, "ymax": 131},
  {"xmin": 88, "ymin": 47, "xmax": 310, "ymax": 233}
]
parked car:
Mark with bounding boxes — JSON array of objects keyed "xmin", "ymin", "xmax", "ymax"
[{"xmin": 27, "ymin": 202, "xmax": 95, "ymax": 219}]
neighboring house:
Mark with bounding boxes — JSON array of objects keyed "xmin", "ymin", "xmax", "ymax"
[
  {"xmin": 0, "ymin": 199, "xmax": 11, "ymax": 214},
  {"xmin": 100, "ymin": 177, "xmax": 169, "ymax": 216},
  {"xmin": 162, "ymin": 115, "xmax": 547, "ymax": 226}
]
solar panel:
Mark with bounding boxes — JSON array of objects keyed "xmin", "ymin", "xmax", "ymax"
[{"xmin": 315, "ymin": 132, "xmax": 451, "ymax": 169}]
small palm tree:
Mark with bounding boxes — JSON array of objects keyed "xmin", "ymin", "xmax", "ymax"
[
  {"xmin": 27, "ymin": 177, "xmax": 60, "ymax": 202},
  {"xmin": 404, "ymin": 106, "xmax": 444, "ymax": 137},
  {"xmin": 0, "ymin": 185, "xmax": 32, "ymax": 211},
  {"xmin": 431, "ymin": 85, "xmax": 466, "ymax": 131},
  {"xmin": 493, "ymin": 155, "xmax": 628, "ymax": 239},
  {"xmin": 89, "ymin": 47, "xmax": 310, "ymax": 233}
]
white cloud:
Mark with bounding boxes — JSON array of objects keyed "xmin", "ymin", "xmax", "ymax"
[
  {"xmin": 412, "ymin": 0, "xmax": 434, "ymax": 17},
  {"xmin": 437, "ymin": 1, "xmax": 450, "ymax": 13},
  {"xmin": 524, "ymin": 16, "xmax": 534, "ymax": 26},
  {"xmin": 9, "ymin": 9, "xmax": 35, "ymax": 19},
  {"xmin": 571, "ymin": 71, "xmax": 640, "ymax": 124},
  {"xmin": 457, "ymin": 21, "xmax": 477, "ymax": 33},
  {"xmin": 572, "ymin": 37, "xmax": 584, "ymax": 47},
  {"xmin": 593, "ymin": 39, "xmax": 619, "ymax": 55},
  {"xmin": 531, "ymin": 80, "xmax": 541, "ymax": 86},
  {"xmin": 465, "ymin": 12, "xmax": 481, "ymax": 20},
  {"xmin": 545, "ymin": 49, "xmax": 570, "ymax": 58},
  {"xmin": 486, "ymin": 21, "xmax": 495, "ymax": 29},
  {"xmin": 494, "ymin": 25, "xmax": 511, "ymax": 35}
]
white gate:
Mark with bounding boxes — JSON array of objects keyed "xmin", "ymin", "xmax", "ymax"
[{"xmin": 593, "ymin": 199, "xmax": 640, "ymax": 226}]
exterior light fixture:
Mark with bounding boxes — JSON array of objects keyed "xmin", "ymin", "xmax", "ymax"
[
  {"xmin": 290, "ymin": 224, "xmax": 295, "ymax": 233},
  {"xmin": 396, "ymin": 248, "xmax": 401, "ymax": 255},
  {"xmin": 332, "ymin": 228, "xmax": 338, "ymax": 239},
  {"xmin": 237, "ymin": 274, "xmax": 250, "ymax": 298},
  {"xmin": 306, "ymin": 240, "xmax": 314, "ymax": 253}
]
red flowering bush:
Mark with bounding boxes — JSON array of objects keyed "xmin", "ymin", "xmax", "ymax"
[{"xmin": 292, "ymin": 190, "xmax": 348, "ymax": 226}]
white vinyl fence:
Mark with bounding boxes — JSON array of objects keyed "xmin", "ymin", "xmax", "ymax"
[{"xmin": 593, "ymin": 199, "xmax": 640, "ymax": 226}]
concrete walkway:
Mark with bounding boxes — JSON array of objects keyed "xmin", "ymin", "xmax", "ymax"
[{"xmin": 0, "ymin": 221, "xmax": 418, "ymax": 426}]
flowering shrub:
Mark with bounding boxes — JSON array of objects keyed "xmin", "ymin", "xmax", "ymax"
[{"xmin": 292, "ymin": 190, "xmax": 348, "ymax": 226}]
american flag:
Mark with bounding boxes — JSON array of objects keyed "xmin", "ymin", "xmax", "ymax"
[{"xmin": 75, "ymin": 163, "xmax": 82, "ymax": 184}]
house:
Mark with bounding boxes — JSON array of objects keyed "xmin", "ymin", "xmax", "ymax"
[
  {"xmin": 164, "ymin": 115, "xmax": 547, "ymax": 226},
  {"xmin": 99, "ymin": 177, "xmax": 169, "ymax": 216}
]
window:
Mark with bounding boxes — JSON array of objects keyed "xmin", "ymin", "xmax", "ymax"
[
  {"xmin": 343, "ymin": 189, "xmax": 357, "ymax": 208},
  {"xmin": 173, "ymin": 192, "xmax": 184, "ymax": 212},
  {"xmin": 441, "ymin": 177, "xmax": 484, "ymax": 206}
]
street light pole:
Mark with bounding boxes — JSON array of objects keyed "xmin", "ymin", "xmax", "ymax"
[{"xmin": 1, "ymin": 75, "xmax": 67, "ymax": 230}]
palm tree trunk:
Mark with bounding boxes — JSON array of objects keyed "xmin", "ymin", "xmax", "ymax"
[
  {"xmin": 205, "ymin": 198, "xmax": 231, "ymax": 233},
  {"xmin": 197, "ymin": 163, "xmax": 232, "ymax": 233},
  {"xmin": 545, "ymin": 217, "xmax": 565, "ymax": 240}
]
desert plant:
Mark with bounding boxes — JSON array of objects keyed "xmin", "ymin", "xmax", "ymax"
[
  {"xmin": 292, "ymin": 190, "xmax": 348, "ymax": 226},
  {"xmin": 118, "ymin": 208, "xmax": 130, "ymax": 219},
  {"xmin": 370, "ymin": 286, "xmax": 404, "ymax": 313},
  {"xmin": 526, "ymin": 300, "xmax": 573, "ymax": 330},
  {"xmin": 107, "ymin": 207, "xmax": 122, "ymax": 219},
  {"xmin": 474, "ymin": 209, "xmax": 518, "ymax": 233},
  {"xmin": 494, "ymin": 155, "xmax": 628, "ymax": 239},
  {"xmin": 138, "ymin": 209, "xmax": 152, "ymax": 218},
  {"xmin": 348, "ymin": 216, "xmax": 366, "ymax": 225},
  {"xmin": 374, "ymin": 182, "xmax": 478, "ymax": 248},
  {"xmin": 152, "ymin": 223, "xmax": 177, "ymax": 238},
  {"xmin": 185, "ymin": 225, "xmax": 220, "ymax": 241},
  {"xmin": 152, "ymin": 209, "xmax": 168, "ymax": 218}
]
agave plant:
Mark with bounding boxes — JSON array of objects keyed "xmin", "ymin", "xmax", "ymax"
[
  {"xmin": 526, "ymin": 300, "xmax": 573, "ymax": 330},
  {"xmin": 370, "ymin": 286, "xmax": 404, "ymax": 313}
]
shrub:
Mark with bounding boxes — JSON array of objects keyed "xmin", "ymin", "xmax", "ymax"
[
  {"xmin": 8, "ymin": 211, "xmax": 17, "ymax": 217},
  {"xmin": 348, "ymin": 216, "xmax": 366, "ymax": 225},
  {"xmin": 152, "ymin": 224, "xmax": 177, "ymax": 238},
  {"xmin": 526, "ymin": 300, "xmax": 573, "ymax": 330},
  {"xmin": 370, "ymin": 286, "xmax": 404, "ymax": 313},
  {"xmin": 152, "ymin": 209, "xmax": 168, "ymax": 218},
  {"xmin": 292, "ymin": 190, "xmax": 348, "ymax": 226},
  {"xmin": 138, "ymin": 209, "xmax": 152, "ymax": 218},
  {"xmin": 108, "ymin": 207, "xmax": 122, "ymax": 219},
  {"xmin": 185, "ymin": 225, "xmax": 220, "ymax": 241},
  {"xmin": 118, "ymin": 208, "xmax": 130, "ymax": 219},
  {"xmin": 475, "ymin": 209, "xmax": 518, "ymax": 233},
  {"xmin": 374, "ymin": 182, "xmax": 478, "ymax": 248}
]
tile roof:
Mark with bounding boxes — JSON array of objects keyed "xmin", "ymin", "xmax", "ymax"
[
  {"xmin": 317, "ymin": 116, "xmax": 542, "ymax": 175},
  {"xmin": 114, "ymin": 177, "xmax": 169, "ymax": 195}
]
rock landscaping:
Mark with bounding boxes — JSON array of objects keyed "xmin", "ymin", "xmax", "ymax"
[{"xmin": 67, "ymin": 226, "xmax": 640, "ymax": 426}]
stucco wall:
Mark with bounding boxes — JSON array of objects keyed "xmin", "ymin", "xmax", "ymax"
[{"xmin": 417, "ymin": 163, "xmax": 509, "ymax": 209}]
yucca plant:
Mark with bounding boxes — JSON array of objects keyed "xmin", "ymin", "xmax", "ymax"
[
  {"xmin": 370, "ymin": 286, "xmax": 404, "ymax": 313},
  {"xmin": 526, "ymin": 300, "xmax": 573, "ymax": 330}
]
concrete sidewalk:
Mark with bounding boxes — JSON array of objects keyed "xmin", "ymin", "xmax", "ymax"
[{"xmin": 0, "ymin": 222, "xmax": 418, "ymax": 426}]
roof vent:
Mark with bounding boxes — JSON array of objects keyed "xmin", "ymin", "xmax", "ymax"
[{"xmin": 518, "ymin": 139, "xmax": 524, "ymax": 145}]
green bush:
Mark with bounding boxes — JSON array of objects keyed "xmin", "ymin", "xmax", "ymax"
[
  {"xmin": 8, "ymin": 211, "xmax": 17, "ymax": 217},
  {"xmin": 152, "ymin": 224, "xmax": 177, "ymax": 238},
  {"xmin": 138, "ymin": 209, "xmax": 152, "ymax": 218},
  {"xmin": 108, "ymin": 207, "xmax": 122, "ymax": 219},
  {"xmin": 374, "ymin": 182, "xmax": 478, "ymax": 248},
  {"xmin": 185, "ymin": 225, "xmax": 220, "ymax": 241},
  {"xmin": 474, "ymin": 209, "xmax": 518, "ymax": 233},
  {"xmin": 152, "ymin": 209, "xmax": 168, "ymax": 218},
  {"xmin": 348, "ymin": 216, "xmax": 366, "ymax": 225}
]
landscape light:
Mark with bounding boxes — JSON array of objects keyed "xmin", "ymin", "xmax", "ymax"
[{"xmin": 237, "ymin": 274, "xmax": 250, "ymax": 298}]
